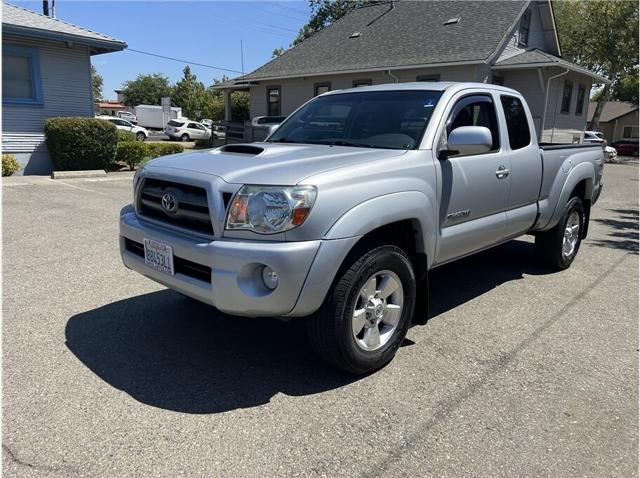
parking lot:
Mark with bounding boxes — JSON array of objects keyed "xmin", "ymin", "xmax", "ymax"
[{"xmin": 3, "ymin": 161, "xmax": 638, "ymax": 477}]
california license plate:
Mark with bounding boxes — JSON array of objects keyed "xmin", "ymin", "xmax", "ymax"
[{"xmin": 143, "ymin": 238, "xmax": 174, "ymax": 275}]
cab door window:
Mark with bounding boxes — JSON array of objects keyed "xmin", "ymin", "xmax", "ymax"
[{"xmin": 446, "ymin": 95, "xmax": 500, "ymax": 153}]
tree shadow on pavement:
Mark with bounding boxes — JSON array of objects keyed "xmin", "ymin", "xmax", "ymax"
[
  {"xmin": 66, "ymin": 239, "xmax": 562, "ymax": 414},
  {"xmin": 589, "ymin": 208, "xmax": 639, "ymax": 255},
  {"xmin": 66, "ymin": 293, "xmax": 359, "ymax": 414}
]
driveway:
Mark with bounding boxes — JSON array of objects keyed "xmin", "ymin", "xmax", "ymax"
[{"xmin": 3, "ymin": 163, "xmax": 638, "ymax": 477}]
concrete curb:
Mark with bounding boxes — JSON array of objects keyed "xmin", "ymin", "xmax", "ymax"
[{"xmin": 51, "ymin": 170, "xmax": 107, "ymax": 179}]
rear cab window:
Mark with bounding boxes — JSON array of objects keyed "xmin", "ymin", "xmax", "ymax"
[{"xmin": 500, "ymin": 95, "xmax": 531, "ymax": 150}]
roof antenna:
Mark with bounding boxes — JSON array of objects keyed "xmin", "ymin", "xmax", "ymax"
[
  {"xmin": 51, "ymin": 0, "xmax": 56, "ymax": 18},
  {"xmin": 42, "ymin": 0, "xmax": 49, "ymax": 16}
]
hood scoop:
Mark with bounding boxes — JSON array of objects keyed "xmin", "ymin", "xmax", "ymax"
[{"xmin": 219, "ymin": 144, "xmax": 264, "ymax": 156}]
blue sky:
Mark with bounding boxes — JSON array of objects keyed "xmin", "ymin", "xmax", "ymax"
[{"xmin": 13, "ymin": 0, "xmax": 311, "ymax": 99}]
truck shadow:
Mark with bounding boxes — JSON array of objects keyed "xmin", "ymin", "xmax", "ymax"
[
  {"xmin": 65, "ymin": 292, "xmax": 357, "ymax": 414},
  {"xmin": 428, "ymin": 239, "xmax": 552, "ymax": 318},
  {"xmin": 66, "ymin": 239, "xmax": 550, "ymax": 414}
]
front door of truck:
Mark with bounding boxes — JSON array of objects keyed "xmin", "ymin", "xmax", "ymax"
[{"xmin": 433, "ymin": 93, "xmax": 511, "ymax": 264}]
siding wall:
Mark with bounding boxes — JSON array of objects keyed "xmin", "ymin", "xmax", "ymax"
[
  {"xmin": 495, "ymin": 2, "xmax": 551, "ymax": 62},
  {"xmin": 499, "ymin": 68, "xmax": 591, "ymax": 143},
  {"xmin": 590, "ymin": 111, "xmax": 640, "ymax": 143},
  {"xmin": 2, "ymin": 34, "xmax": 93, "ymax": 174},
  {"xmin": 248, "ymin": 65, "xmax": 477, "ymax": 118}
]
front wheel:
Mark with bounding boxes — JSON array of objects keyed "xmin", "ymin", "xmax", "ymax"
[
  {"xmin": 536, "ymin": 196, "xmax": 584, "ymax": 270},
  {"xmin": 136, "ymin": 132, "xmax": 146, "ymax": 142},
  {"xmin": 306, "ymin": 245, "xmax": 416, "ymax": 374}
]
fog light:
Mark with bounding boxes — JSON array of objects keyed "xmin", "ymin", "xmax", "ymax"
[{"xmin": 261, "ymin": 266, "xmax": 279, "ymax": 290}]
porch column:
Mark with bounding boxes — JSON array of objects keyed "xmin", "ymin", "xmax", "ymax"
[{"xmin": 224, "ymin": 90, "xmax": 232, "ymax": 121}]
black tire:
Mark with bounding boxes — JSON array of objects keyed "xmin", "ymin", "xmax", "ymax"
[
  {"xmin": 180, "ymin": 134, "xmax": 190, "ymax": 142},
  {"xmin": 136, "ymin": 132, "xmax": 146, "ymax": 142},
  {"xmin": 306, "ymin": 245, "xmax": 416, "ymax": 374},
  {"xmin": 536, "ymin": 196, "xmax": 584, "ymax": 270}
]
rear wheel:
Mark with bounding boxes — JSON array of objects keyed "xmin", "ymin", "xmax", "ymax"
[
  {"xmin": 136, "ymin": 132, "xmax": 146, "ymax": 142},
  {"xmin": 180, "ymin": 134, "xmax": 190, "ymax": 142},
  {"xmin": 536, "ymin": 196, "xmax": 584, "ymax": 270},
  {"xmin": 306, "ymin": 245, "xmax": 416, "ymax": 374}
]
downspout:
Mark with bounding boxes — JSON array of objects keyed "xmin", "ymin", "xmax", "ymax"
[
  {"xmin": 540, "ymin": 67, "xmax": 569, "ymax": 142},
  {"xmin": 387, "ymin": 69, "xmax": 399, "ymax": 83}
]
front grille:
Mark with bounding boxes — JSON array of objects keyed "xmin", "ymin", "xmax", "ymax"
[
  {"xmin": 138, "ymin": 178, "xmax": 213, "ymax": 235},
  {"xmin": 124, "ymin": 238, "xmax": 212, "ymax": 283}
]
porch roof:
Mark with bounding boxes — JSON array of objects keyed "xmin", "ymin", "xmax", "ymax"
[{"xmin": 493, "ymin": 49, "xmax": 610, "ymax": 84}]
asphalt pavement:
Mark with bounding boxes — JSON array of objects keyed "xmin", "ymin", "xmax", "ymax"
[{"xmin": 2, "ymin": 161, "xmax": 638, "ymax": 477}]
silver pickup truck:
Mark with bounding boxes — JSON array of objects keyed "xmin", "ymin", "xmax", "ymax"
[{"xmin": 120, "ymin": 82, "xmax": 604, "ymax": 374}]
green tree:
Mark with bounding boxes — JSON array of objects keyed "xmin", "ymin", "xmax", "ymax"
[
  {"xmin": 272, "ymin": 47, "xmax": 286, "ymax": 58},
  {"xmin": 91, "ymin": 65, "xmax": 103, "ymax": 101},
  {"xmin": 554, "ymin": 1, "xmax": 639, "ymax": 128},
  {"xmin": 121, "ymin": 73, "xmax": 172, "ymax": 107},
  {"xmin": 230, "ymin": 91, "xmax": 250, "ymax": 120},
  {"xmin": 172, "ymin": 66, "xmax": 213, "ymax": 120},
  {"xmin": 611, "ymin": 70, "xmax": 639, "ymax": 105},
  {"xmin": 293, "ymin": 0, "xmax": 369, "ymax": 45}
]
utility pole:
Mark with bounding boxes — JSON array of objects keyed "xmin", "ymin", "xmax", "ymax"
[{"xmin": 240, "ymin": 40, "xmax": 245, "ymax": 77}]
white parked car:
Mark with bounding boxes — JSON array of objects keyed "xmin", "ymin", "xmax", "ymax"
[
  {"xmin": 98, "ymin": 116, "xmax": 148, "ymax": 141},
  {"xmin": 165, "ymin": 119, "xmax": 211, "ymax": 142},
  {"xmin": 200, "ymin": 119, "xmax": 213, "ymax": 128},
  {"xmin": 583, "ymin": 131, "xmax": 606, "ymax": 145},
  {"xmin": 605, "ymin": 145, "xmax": 618, "ymax": 162},
  {"xmin": 117, "ymin": 111, "xmax": 138, "ymax": 124}
]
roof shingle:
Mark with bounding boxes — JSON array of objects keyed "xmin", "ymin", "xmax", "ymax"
[
  {"xmin": 587, "ymin": 101, "xmax": 638, "ymax": 123},
  {"xmin": 3, "ymin": 2, "xmax": 126, "ymax": 51},
  {"xmin": 242, "ymin": 0, "xmax": 527, "ymax": 80}
]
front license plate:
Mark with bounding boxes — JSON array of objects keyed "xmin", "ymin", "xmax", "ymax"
[{"xmin": 144, "ymin": 238, "xmax": 174, "ymax": 275}]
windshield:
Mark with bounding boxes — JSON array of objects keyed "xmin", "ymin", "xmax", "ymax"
[{"xmin": 268, "ymin": 90, "xmax": 442, "ymax": 150}]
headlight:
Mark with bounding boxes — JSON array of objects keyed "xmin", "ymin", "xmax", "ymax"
[{"xmin": 226, "ymin": 185, "xmax": 317, "ymax": 234}]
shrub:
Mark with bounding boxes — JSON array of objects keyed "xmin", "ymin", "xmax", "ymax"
[
  {"xmin": 2, "ymin": 154, "xmax": 20, "ymax": 176},
  {"xmin": 45, "ymin": 117, "xmax": 118, "ymax": 170},
  {"xmin": 116, "ymin": 142, "xmax": 149, "ymax": 170},
  {"xmin": 147, "ymin": 143, "xmax": 185, "ymax": 158},
  {"xmin": 117, "ymin": 129, "xmax": 137, "ymax": 143}
]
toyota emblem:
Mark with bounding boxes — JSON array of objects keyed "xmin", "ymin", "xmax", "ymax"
[{"xmin": 161, "ymin": 191, "xmax": 178, "ymax": 214}]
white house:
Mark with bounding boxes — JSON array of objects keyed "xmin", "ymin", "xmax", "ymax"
[
  {"xmin": 218, "ymin": 0, "xmax": 608, "ymax": 144},
  {"xmin": 2, "ymin": 3, "xmax": 126, "ymax": 174}
]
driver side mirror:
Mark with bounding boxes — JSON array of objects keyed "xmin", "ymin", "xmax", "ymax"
[
  {"xmin": 440, "ymin": 126, "xmax": 493, "ymax": 159},
  {"xmin": 266, "ymin": 124, "xmax": 280, "ymax": 138}
]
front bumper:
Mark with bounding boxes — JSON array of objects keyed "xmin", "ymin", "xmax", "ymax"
[{"xmin": 119, "ymin": 205, "xmax": 358, "ymax": 317}]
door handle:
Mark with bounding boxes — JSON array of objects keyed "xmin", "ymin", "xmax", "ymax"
[{"xmin": 495, "ymin": 165, "xmax": 510, "ymax": 179}]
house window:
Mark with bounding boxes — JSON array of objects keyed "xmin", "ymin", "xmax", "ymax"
[
  {"xmin": 2, "ymin": 45, "xmax": 44, "ymax": 106},
  {"xmin": 518, "ymin": 9, "xmax": 531, "ymax": 46},
  {"xmin": 416, "ymin": 74, "xmax": 440, "ymax": 82},
  {"xmin": 560, "ymin": 80, "xmax": 573, "ymax": 114},
  {"xmin": 500, "ymin": 95, "xmax": 531, "ymax": 150},
  {"xmin": 267, "ymin": 86, "xmax": 281, "ymax": 116},
  {"xmin": 492, "ymin": 75, "xmax": 505, "ymax": 86},
  {"xmin": 352, "ymin": 79, "xmax": 372, "ymax": 88},
  {"xmin": 622, "ymin": 126, "xmax": 639, "ymax": 139},
  {"xmin": 314, "ymin": 82, "xmax": 331, "ymax": 96},
  {"xmin": 575, "ymin": 84, "xmax": 586, "ymax": 115}
]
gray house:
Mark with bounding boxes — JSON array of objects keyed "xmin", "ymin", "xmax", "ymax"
[
  {"xmin": 586, "ymin": 101, "xmax": 639, "ymax": 144},
  {"xmin": 2, "ymin": 3, "xmax": 126, "ymax": 174},
  {"xmin": 219, "ymin": 0, "xmax": 608, "ymax": 144}
]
